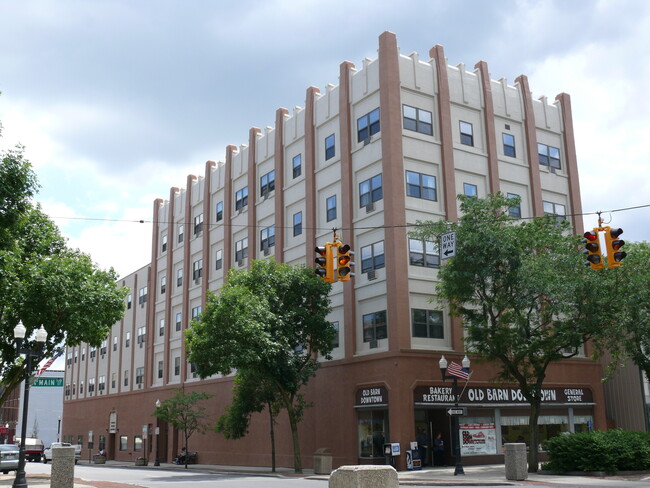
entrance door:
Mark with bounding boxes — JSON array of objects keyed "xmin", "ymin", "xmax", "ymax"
[
  {"xmin": 415, "ymin": 408, "xmax": 452, "ymax": 467},
  {"xmin": 108, "ymin": 433, "xmax": 116, "ymax": 460}
]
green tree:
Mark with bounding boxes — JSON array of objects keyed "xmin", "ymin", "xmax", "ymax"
[
  {"xmin": 215, "ymin": 370, "xmax": 282, "ymax": 472},
  {"xmin": 600, "ymin": 241, "xmax": 650, "ymax": 385},
  {"xmin": 0, "ymin": 142, "xmax": 127, "ymax": 405},
  {"xmin": 412, "ymin": 193, "xmax": 614, "ymax": 472},
  {"xmin": 186, "ymin": 259, "xmax": 334, "ymax": 473},
  {"xmin": 153, "ymin": 388, "xmax": 213, "ymax": 468}
]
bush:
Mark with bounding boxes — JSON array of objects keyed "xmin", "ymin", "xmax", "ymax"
[{"xmin": 544, "ymin": 430, "xmax": 650, "ymax": 474}]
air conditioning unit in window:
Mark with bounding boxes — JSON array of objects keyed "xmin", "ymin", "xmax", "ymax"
[
  {"xmin": 138, "ymin": 384, "xmax": 142, "ymax": 389},
  {"xmin": 369, "ymin": 339, "xmax": 378, "ymax": 349},
  {"xmin": 363, "ymin": 136, "xmax": 372, "ymax": 146},
  {"xmin": 366, "ymin": 203, "xmax": 375, "ymax": 214},
  {"xmin": 194, "ymin": 278, "xmax": 200, "ymax": 285},
  {"xmin": 264, "ymin": 248, "xmax": 270, "ymax": 256},
  {"xmin": 139, "ymin": 342, "xmax": 143, "ymax": 348},
  {"xmin": 238, "ymin": 260, "xmax": 244, "ymax": 267},
  {"xmin": 550, "ymin": 166, "xmax": 557, "ymax": 174},
  {"xmin": 367, "ymin": 269, "xmax": 376, "ymax": 281},
  {"xmin": 263, "ymin": 193, "xmax": 268, "ymax": 201}
]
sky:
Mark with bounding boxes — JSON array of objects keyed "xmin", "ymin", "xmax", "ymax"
[{"xmin": 1, "ymin": 0, "xmax": 649, "ymax": 280}]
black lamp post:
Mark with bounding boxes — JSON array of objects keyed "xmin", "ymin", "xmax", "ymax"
[
  {"xmin": 13, "ymin": 322, "xmax": 47, "ymax": 488},
  {"xmin": 154, "ymin": 399, "xmax": 160, "ymax": 466},
  {"xmin": 439, "ymin": 354, "xmax": 470, "ymax": 477}
]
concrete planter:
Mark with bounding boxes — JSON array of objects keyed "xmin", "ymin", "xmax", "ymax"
[
  {"xmin": 135, "ymin": 458, "xmax": 147, "ymax": 466},
  {"xmin": 94, "ymin": 457, "xmax": 106, "ymax": 464}
]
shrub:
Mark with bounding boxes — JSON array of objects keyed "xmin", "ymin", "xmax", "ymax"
[{"xmin": 544, "ymin": 430, "xmax": 650, "ymax": 474}]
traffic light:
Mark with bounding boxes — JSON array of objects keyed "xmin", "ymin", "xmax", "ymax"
[
  {"xmin": 582, "ymin": 229, "xmax": 603, "ymax": 270},
  {"xmin": 335, "ymin": 243, "xmax": 354, "ymax": 282},
  {"xmin": 604, "ymin": 227, "xmax": 627, "ymax": 268},
  {"xmin": 315, "ymin": 244, "xmax": 335, "ymax": 283}
]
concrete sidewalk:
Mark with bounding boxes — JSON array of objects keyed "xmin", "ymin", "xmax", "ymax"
[{"xmin": 0, "ymin": 461, "xmax": 648, "ymax": 487}]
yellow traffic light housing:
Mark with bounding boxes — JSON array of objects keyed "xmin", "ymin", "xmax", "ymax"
[
  {"xmin": 582, "ymin": 229, "xmax": 603, "ymax": 270},
  {"xmin": 604, "ymin": 227, "xmax": 626, "ymax": 268},
  {"xmin": 315, "ymin": 244, "xmax": 335, "ymax": 283},
  {"xmin": 335, "ymin": 242, "xmax": 354, "ymax": 282}
]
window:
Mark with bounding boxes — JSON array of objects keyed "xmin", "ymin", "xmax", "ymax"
[
  {"xmin": 178, "ymin": 224, "xmax": 184, "ymax": 243},
  {"xmin": 260, "ymin": 170, "xmax": 275, "ymax": 198},
  {"xmin": 538, "ymin": 143, "xmax": 561, "ymax": 169},
  {"xmin": 363, "ymin": 311, "xmax": 387, "ymax": 343},
  {"xmin": 98, "ymin": 375, "xmax": 106, "ymax": 392},
  {"xmin": 88, "ymin": 378, "xmax": 95, "ymax": 393},
  {"xmin": 191, "ymin": 306, "xmax": 202, "ymax": 321},
  {"xmin": 326, "ymin": 195, "xmax": 337, "ymax": 222},
  {"xmin": 406, "ymin": 171, "xmax": 436, "ymax": 201},
  {"xmin": 123, "ymin": 370, "xmax": 129, "ymax": 387},
  {"xmin": 235, "ymin": 186, "xmax": 249, "ymax": 211},
  {"xmin": 503, "ymin": 133, "xmax": 516, "ymax": 157},
  {"xmin": 409, "ymin": 238, "xmax": 440, "ymax": 268},
  {"xmin": 159, "ymin": 319, "xmax": 165, "ymax": 337},
  {"xmin": 111, "ymin": 373, "xmax": 116, "ymax": 389},
  {"xmin": 235, "ymin": 237, "xmax": 248, "ymax": 262},
  {"xmin": 361, "ymin": 241, "xmax": 385, "ymax": 273},
  {"xmin": 90, "ymin": 347, "xmax": 96, "ymax": 359},
  {"xmin": 120, "ymin": 436, "xmax": 128, "ymax": 451},
  {"xmin": 138, "ymin": 286, "xmax": 147, "ymax": 305},
  {"xmin": 357, "ymin": 108, "xmax": 380, "ymax": 142},
  {"xmin": 66, "ymin": 352, "xmax": 72, "ymax": 366},
  {"xmin": 113, "ymin": 336, "xmax": 117, "ymax": 351},
  {"xmin": 161, "ymin": 234, "xmax": 167, "ymax": 253},
  {"xmin": 359, "ymin": 174, "xmax": 383, "ymax": 207},
  {"xmin": 215, "ymin": 201, "xmax": 223, "ymax": 222},
  {"xmin": 174, "ymin": 357, "xmax": 181, "ymax": 376},
  {"xmin": 79, "ymin": 380, "xmax": 84, "ymax": 394},
  {"xmin": 460, "ymin": 121, "xmax": 474, "ymax": 146},
  {"xmin": 260, "ymin": 225, "xmax": 275, "ymax": 251},
  {"xmin": 190, "ymin": 362, "xmax": 198, "ymax": 378},
  {"xmin": 412, "ymin": 309, "xmax": 444, "ymax": 338},
  {"xmin": 177, "ymin": 268, "xmax": 183, "ymax": 287},
  {"xmin": 403, "ymin": 105, "xmax": 433, "ymax": 135},
  {"xmin": 175, "ymin": 312, "xmax": 182, "ymax": 332},
  {"xmin": 293, "ymin": 212, "xmax": 302, "ymax": 236},
  {"xmin": 543, "ymin": 201, "xmax": 567, "ymax": 223},
  {"xmin": 127, "ymin": 294, "xmax": 132, "ymax": 309},
  {"xmin": 99, "ymin": 435, "xmax": 106, "ymax": 452},
  {"xmin": 507, "ymin": 193, "xmax": 521, "ymax": 218},
  {"xmin": 292, "ymin": 154, "xmax": 302, "ymax": 179},
  {"xmin": 192, "ymin": 259, "xmax": 203, "ymax": 282},
  {"xmin": 325, "ymin": 134, "xmax": 335, "ymax": 160},
  {"xmin": 463, "ymin": 183, "xmax": 478, "ymax": 198},
  {"xmin": 134, "ymin": 436, "xmax": 143, "ymax": 451},
  {"xmin": 100, "ymin": 339, "xmax": 107, "ymax": 355},
  {"xmin": 160, "ymin": 276, "xmax": 166, "ymax": 295},
  {"xmin": 331, "ymin": 322, "xmax": 340, "ymax": 349},
  {"xmin": 65, "ymin": 384, "xmax": 70, "ymax": 397},
  {"xmin": 135, "ymin": 367, "xmax": 144, "ymax": 385},
  {"xmin": 215, "ymin": 249, "xmax": 223, "ymax": 270},
  {"xmin": 81, "ymin": 347, "xmax": 85, "ymax": 361},
  {"xmin": 125, "ymin": 332, "xmax": 131, "ymax": 348},
  {"xmin": 74, "ymin": 350, "xmax": 78, "ymax": 363},
  {"xmin": 158, "ymin": 361, "xmax": 163, "ymax": 379},
  {"xmin": 72, "ymin": 383, "xmax": 76, "ymax": 395},
  {"xmin": 193, "ymin": 213, "xmax": 203, "ymax": 236},
  {"xmin": 137, "ymin": 326, "xmax": 146, "ymax": 345}
]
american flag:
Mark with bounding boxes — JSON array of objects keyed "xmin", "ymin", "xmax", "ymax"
[
  {"xmin": 447, "ymin": 361, "xmax": 471, "ymax": 380},
  {"xmin": 37, "ymin": 350, "xmax": 64, "ymax": 376}
]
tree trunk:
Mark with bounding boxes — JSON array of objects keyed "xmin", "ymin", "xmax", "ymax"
[
  {"xmin": 184, "ymin": 431, "xmax": 189, "ymax": 469},
  {"xmin": 287, "ymin": 405, "xmax": 302, "ymax": 473},
  {"xmin": 527, "ymin": 399, "xmax": 541, "ymax": 473},
  {"xmin": 268, "ymin": 402, "xmax": 276, "ymax": 472}
]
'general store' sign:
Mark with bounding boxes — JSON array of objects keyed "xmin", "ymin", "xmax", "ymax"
[{"xmin": 414, "ymin": 385, "xmax": 593, "ymax": 405}]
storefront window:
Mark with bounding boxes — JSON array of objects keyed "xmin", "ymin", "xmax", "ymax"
[
  {"xmin": 500, "ymin": 415, "xmax": 569, "ymax": 450},
  {"xmin": 358, "ymin": 409, "xmax": 388, "ymax": 459},
  {"xmin": 573, "ymin": 415, "xmax": 594, "ymax": 433}
]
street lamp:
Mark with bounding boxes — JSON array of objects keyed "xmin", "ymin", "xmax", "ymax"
[
  {"xmin": 439, "ymin": 355, "xmax": 471, "ymax": 476},
  {"xmin": 13, "ymin": 322, "xmax": 47, "ymax": 488},
  {"xmin": 154, "ymin": 399, "xmax": 160, "ymax": 466}
]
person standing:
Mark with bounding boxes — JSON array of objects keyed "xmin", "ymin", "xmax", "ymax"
[
  {"xmin": 416, "ymin": 428, "xmax": 430, "ymax": 467},
  {"xmin": 433, "ymin": 432, "xmax": 445, "ymax": 466}
]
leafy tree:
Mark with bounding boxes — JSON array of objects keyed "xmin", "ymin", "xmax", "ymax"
[
  {"xmin": 0, "ymin": 141, "xmax": 127, "ymax": 405},
  {"xmin": 153, "ymin": 388, "xmax": 213, "ymax": 468},
  {"xmin": 186, "ymin": 259, "xmax": 334, "ymax": 473},
  {"xmin": 600, "ymin": 241, "xmax": 650, "ymax": 385},
  {"xmin": 412, "ymin": 193, "xmax": 615, "ymax": 472},
  {"xmin": 215, "ymin": 370, "xmax": 282, "ymax": 472}
]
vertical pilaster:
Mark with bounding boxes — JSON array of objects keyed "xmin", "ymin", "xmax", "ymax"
[
  {"xmin": 475, "ymin": 61, "xmax": 500, "ymax": 194},
  {"xmin": 163, "ymin": 188, "xmax": 178, "ymax": 386},
  {"xmin": 202, "ymin": 161, "xmax": 216, "ymax": 303},
  {"xmin": 224, "ymin": 146, "xmax": 237, "ymax": 275},
  {"xmin": 304, "ymin": 86, "xmax": 320, "ymax": 265},
  {"xmin": 274, "ymin": 108, "xmax": 289, "ymax": 262},
  {"xmin": 248, "ymin": 128, "xmax": 261, "ymax": 263},
  {"xmin": 180, "ymin": 175, "xmax": 196, "ymax": 383}
]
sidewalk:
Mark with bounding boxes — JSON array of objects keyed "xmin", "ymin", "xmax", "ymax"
[{"xmin": 0, "ymin": 460, "xmax": 648, "ymax": 487}]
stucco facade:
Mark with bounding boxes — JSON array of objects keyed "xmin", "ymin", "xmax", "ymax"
[{"xmin": 63, "ymin": 32, "xmax": 608, "ymax": 470}]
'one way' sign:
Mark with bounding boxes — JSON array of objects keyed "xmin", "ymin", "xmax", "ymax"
[{"xmin": 441, "ymin": 231, "xmax": 456, "ymax": 260}]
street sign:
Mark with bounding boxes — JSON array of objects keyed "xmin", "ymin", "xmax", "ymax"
[
  {"xmin": 441, "ymin": 231, "xmax": 456, "ymax": 260},
  {"xmin": 447, "ymin": 407, "xmax": 466, "ymax": 416}
]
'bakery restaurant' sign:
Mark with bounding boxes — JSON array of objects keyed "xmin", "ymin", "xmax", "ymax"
[
  {"xmin": 414, "ymin": 385, "xmax": 593, "ymax": 406},
  {"xmin": 355, "ymin": 386, "xmax": 388, "ymax": 407}
]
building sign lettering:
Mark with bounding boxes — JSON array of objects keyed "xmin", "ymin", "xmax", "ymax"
[
  {"xmin": 414, "ymin": 385, "xmax": 593, "ymax": 405},
  {"xmin": 355, "ymin": 386, "xmax": 388, "ymax": 407}
]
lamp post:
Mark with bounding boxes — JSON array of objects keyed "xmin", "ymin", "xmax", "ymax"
[
  {"xmin": 13, "ymin": 322, "xmax": 47, "ymax": 488},
  {"xmin": 154, "ymin": 399, "xmax": 160, "ymax": 466},
  {"xmin": 439, "ymin": 355, "xmax": 470, "ymax": 477}
]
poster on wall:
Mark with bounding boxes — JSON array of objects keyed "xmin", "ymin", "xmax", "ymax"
[{"xmin": 459, "ymin": 422, "xmax": 497, "ymax": 455}]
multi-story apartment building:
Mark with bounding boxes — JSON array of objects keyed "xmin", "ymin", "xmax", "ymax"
[{"xmin": 63, "ymin": 31, "xmax": 606, "ymax": 470}]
